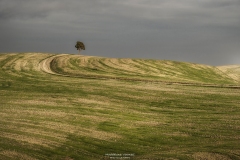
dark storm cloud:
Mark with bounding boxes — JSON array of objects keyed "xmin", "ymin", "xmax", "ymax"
[{"xmin": 0, "ymin": 0, "xmax": 239, "ymax": 65}]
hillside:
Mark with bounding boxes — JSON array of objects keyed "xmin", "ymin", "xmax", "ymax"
[
  {"xmin": 0, "ymin": 53, "xmax": 240, "ymax": 160},
  {"xmin": 41, "ymin": 53, "xmax": 238, "ymax": 84},
  {"xmin": 1, "ymin": 53, "xmax": 238, "ymax": 84}
]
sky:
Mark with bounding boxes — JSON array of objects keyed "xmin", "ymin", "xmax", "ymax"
[{"xmin": 0, "ymin": 0, "xmax": 240, "ymax": 66}]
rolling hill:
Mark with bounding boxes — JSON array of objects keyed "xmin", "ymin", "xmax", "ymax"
[
  {"xmin": 0, "ymin": 53, "xmax": 240, "ymax": 160},
  {"xmin": 1, "ymin": 53, "xmax": 239, "ymax": 84},
  {"xmin": 48, "ymin": 54, "xmax": 239, "ymax": 84}
]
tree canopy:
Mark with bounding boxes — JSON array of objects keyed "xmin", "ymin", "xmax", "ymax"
[{"xmin": 75, "ymin": 41, "xmax": 85, "ymax": 53}]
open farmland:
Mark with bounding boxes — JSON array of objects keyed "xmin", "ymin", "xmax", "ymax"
[{"xmin": 0, "ymin": 53, "xmax": 240, "ymax": 160}]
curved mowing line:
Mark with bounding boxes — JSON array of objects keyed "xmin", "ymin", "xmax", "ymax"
[
  {"xmin": 75, "ymin": 57, "xmax": 133, "ymax": 75},
  {"xmin": 37, "ymin": 54, "xmax": 240, "ymax": 89},
  {"xmin": 39, "ymin": 55, "xmax": 67, "ymax": 76},
  {"xmin": 97, "ymin": 59, "xmax": 140, "ymax": 76}
]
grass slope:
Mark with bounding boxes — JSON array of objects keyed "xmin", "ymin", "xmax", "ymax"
[
  {"xmin": 49, "ymin": 54, "xmax": 236, "ymax": 84},
  {"xmin": 0, "ymin": 53, "xmax": 240, "ymax": 160}
]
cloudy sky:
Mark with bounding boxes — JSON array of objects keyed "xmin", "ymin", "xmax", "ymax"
[{"xmin": 0, "ymin": 0, "xmax": 239, "ymax": 65}]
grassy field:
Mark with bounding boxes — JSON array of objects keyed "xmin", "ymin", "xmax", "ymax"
[{"xmin": 0, "ymin": 53, "xmax": 240, "ymax": 160}]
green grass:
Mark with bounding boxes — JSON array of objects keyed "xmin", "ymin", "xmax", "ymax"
[{"xmin": 0, "ymin": 53, "xmax": 240, "ymax": 159}]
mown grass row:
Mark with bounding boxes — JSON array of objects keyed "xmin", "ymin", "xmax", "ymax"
[{"xmin": 0, "ymin": 53, "xmax": 240, "ymax": 159}]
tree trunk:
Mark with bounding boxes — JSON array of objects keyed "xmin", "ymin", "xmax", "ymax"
[{"xmin": 78, "ymin": 49, "xmax": 81, "ymax": 54}]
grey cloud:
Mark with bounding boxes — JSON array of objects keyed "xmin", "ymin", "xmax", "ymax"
[
  {"xmin": 0, "ymin": 0, "xmax": 239, "ymax": 65},
  {"xmin": 0, "ymin": 1, "xmax": 34, "ymax": 19},
  {"xmin": 198, "ymin": 0, "xmax": 240, "ymax": 8},
  {"xmin": 0, "ymin": 0, "xmax": 67, "ymax": 20}
]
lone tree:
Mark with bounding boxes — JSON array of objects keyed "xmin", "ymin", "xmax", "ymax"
[{"xmin": 75, "ymin": 41, "xmax": 85, "ymax": 54}]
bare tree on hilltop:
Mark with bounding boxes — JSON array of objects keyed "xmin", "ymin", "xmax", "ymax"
[{"xmin": 75, "ymin": 41, "xmax": 85, "ymax": 54}]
